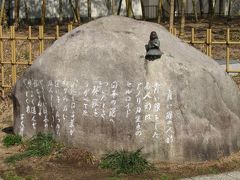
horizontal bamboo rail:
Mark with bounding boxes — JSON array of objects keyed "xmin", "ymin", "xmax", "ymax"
[
  {"xmin": 171, "ymin": 27, "xmax": 240, "ymax": 73},
  {"xmin": 0, "ymin": 24, "xmax": 73, "ymax": 97},
  {"xmin": 0, "ymin": 24, "xmax": 239, "ymax": 97}
]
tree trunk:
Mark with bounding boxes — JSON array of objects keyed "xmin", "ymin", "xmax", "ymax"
[
  {"xmin": 228, "ymin": 0, "xmax": 232, "ymax": 20},
  {"xmin": 125, "ymin": 0, "xmax": 133, "ymax": 17},
  {"xmin": 14, "ymin": 0, "xmax": 20, "ymax": 26},
  {"xmin": 162, "ymin": 5, "xmax": 166, "ymax": 21},
  {"xmin": 7, "ymin": 0, "xmax": 12, "ymax": 25},
  {"xmin": 219, "ymin": 0, "xmax": 223, "ymax": 16},
  {"xmin": 87, "ymin": 0, "xmax": 91, "ymax": 20},
  {"xmin": 75, "ymin": 0, "xmax": 80, "ymax": 23},
  {"xmin": 179, "ymin": 0, "xmax": 186, "ymax": 37},
  {"xmin": 112, "ymin": 0, "xmax": 116, "ymax": 15},
  {"xmin": 23, "ymin": 0, "xmax": 29, "ymax": 24},
  {"xmin": 140, "ymin": 0, "xmax": 145, "ymax": 20},
  {"xmin": 59, "ymin": 0, "xmax": 63, "ymax": 24},
  {"xmin": 199, "ymin": 0, "xmax": 203, "ymax": 17},
  {"xmin": 107, "ymin": 0, "xmax": 112, "ymax": 15},
  {"xmin": 69, "ymin": 0, "xmax": 77, "ymax": 22},
  {"xmin": 157, "ymin": 0, "xmax": 163, "ymax": 23},
  {"xmin": 41, "ymin": 0, "xmax": 46, "ymax": 26},
  {"xmin": 117, "ymin": 0, "xmax": 122, "ymax": 15},
  {"xmin": 208, "ymin": 0, "xmax": 214, "ymax": 28},
  {"xmin": 192, "ymin": 0, "xmax": 198, "ymax": 22},
  {"xmin": 0, "ymin": 0, "xmax": 5, "ymax": 25},
  {"xmin": 208, "ymin": 0, "xmax": 213, "ymax": 17},
  {"xmin": 169, "ymin": 0, "xmax": 174, "ymax": 31},
  {"xmin": 175, "ymin": 0, "xmax": 179, "ymax": 17}
]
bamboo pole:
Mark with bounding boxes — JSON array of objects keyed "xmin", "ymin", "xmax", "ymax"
[
  {"xmin": 28, "ymin": 26, "xmax": 32, "ymax": 64},
  {"xmin": 206, "ymin": 29, "xmax": 212, "ymax": 56},
  {"xmin": 209, "ymin": 29, "xmax": 212, "ymax": 57},
  {"xmin": 68, "ymin": 23, "xmax": 73, "ymax": 32},
  {"xmin": 226, "ymin": 28, "xmax": 230, "ymax": 73},
  {"xmin": 191, "ymin": 28, "xmax": 195, "ymax": 44},
  {"xmin": 39, "ymin": 26, "xmax": 44, "ymax": 54},
  {"xmin": 10, "ymin": 26, "xmax": 17, "ymax": 86},
  {"xmin": 56, "ymin": 25, "xmax": 59, "ymax": 39},
  {"xmin": 173, "ymin": 28, "xmax": 177, "ymax": 36},
  {"xmin": 0, "ymin": 25, "xmax": 4, "ymax": 97}
]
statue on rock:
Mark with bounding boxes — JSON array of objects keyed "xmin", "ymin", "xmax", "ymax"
[{"xmin": 145, "ymin": 31, "xmax": 163, "ymax": 61}]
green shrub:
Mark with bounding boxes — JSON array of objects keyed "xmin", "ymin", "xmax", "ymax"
[
  {"xmin": 100, "ymin": 148, "xmax": 152, "ymax": 174},
  {"xmin": 2, "ymin": 134, "xmax": 22, "ymax": 147},
  {"xmin": 5, "ymin": 133, "xmax": 56, "ymax": 163}
]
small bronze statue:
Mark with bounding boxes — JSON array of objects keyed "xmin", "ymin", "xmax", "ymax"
[{"xmin": 145, "ymin": 31, "xmax": 163, "ymax": 60}]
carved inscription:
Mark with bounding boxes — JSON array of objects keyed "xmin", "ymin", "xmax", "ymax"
[{"xmin": 20, "ymin": 79, "xmax": 175, "ymax": 143}]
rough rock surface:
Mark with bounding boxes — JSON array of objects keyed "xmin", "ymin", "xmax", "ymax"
[{"xmin": 12, "ymin": 16, "xmax": 240, "ymax": 162}]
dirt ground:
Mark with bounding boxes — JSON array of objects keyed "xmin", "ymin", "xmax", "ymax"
[{"xmin": 0, "ymin": 17, "xmax": 240, "ymax": 179}]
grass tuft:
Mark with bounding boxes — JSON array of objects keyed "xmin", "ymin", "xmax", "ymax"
[
  {"xmin": 2, "ymin": 134, "xmax": 22, "ymax": 147},
  {"xmin": 26, "ymin": 133, "xmax": 56, "ymax": 156},
  {"xmin": 100, "ymin": 148, "xmax": 152, "ymax": 174},
  {"xmin": 5, "ymin": 133, "xmax": 56, "ymax": 163},
  {"xmin": 2, "ymin": 171, "xmax": 25, "ymax": 180}
]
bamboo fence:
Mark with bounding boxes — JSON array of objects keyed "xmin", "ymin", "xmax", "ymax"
[{"xmin": 0, "ymin": 25, "xmax": 239, "ymax": 97}]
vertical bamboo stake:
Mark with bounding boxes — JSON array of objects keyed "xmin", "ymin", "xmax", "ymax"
[
  {"xmin": 39, "ymin": 26, "xmax": 44, "ymax": 54},
  {"xmin": 39, "ymin": 26, "xmax": 42, "ymax": 54},
  {"xmin": 191, "ymin": 28, "xmax": 195, "ymax": 44},
  {"xmin": 226, "ymin": 28, "xmax": 230, "ymax": 73},
  {"xmin": 0, "ymin": 26, "xmax": 4, "ymax": 97},
  {"xmin": 41, "ymin": 26, "xmax": 44, "ymax": 52},
  {"xmin": 28, "ymin": 26, "xmax": 32, "ymax": 64},
  {"xmin": 206, "ymin": 29, "xmax": 209, "ymax": 56},
  {"xmin": 68, "ymin": 23, "xmax": 73, "ymax": 32},
  {"xmin": 209, "ymin": 28, "xmax": 212, "ymax": 57},
  {"xmin": 11, "ymin": 26, "xmax": 16, "ymax": 86},
  {"xmin": 56, "ymin": 25, "xmax": 59, "ymax": 39},
  {"xmin": 173, "ymin": 28, "xmax": 177, "ymax": 36}
]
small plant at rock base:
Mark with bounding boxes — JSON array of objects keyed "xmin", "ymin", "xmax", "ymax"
[
  {"xmin": 2, "ymin": 171, "xmax": 25, "ymax": 180},
  {"xmin": 5, "ymin": 133, "xmax": 56, "ymax": 163},
  {"xmin": 2, "ymin": 134, "xmax": 22, "ymax": 147},
  {"xmin": 100, "ymin": 148, "xmax": 152, "ymax": 174}
]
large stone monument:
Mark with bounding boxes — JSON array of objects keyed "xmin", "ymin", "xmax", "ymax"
[{"xmin": 12, "ymin": 16, "xmax": 240, "ymax": 162}]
